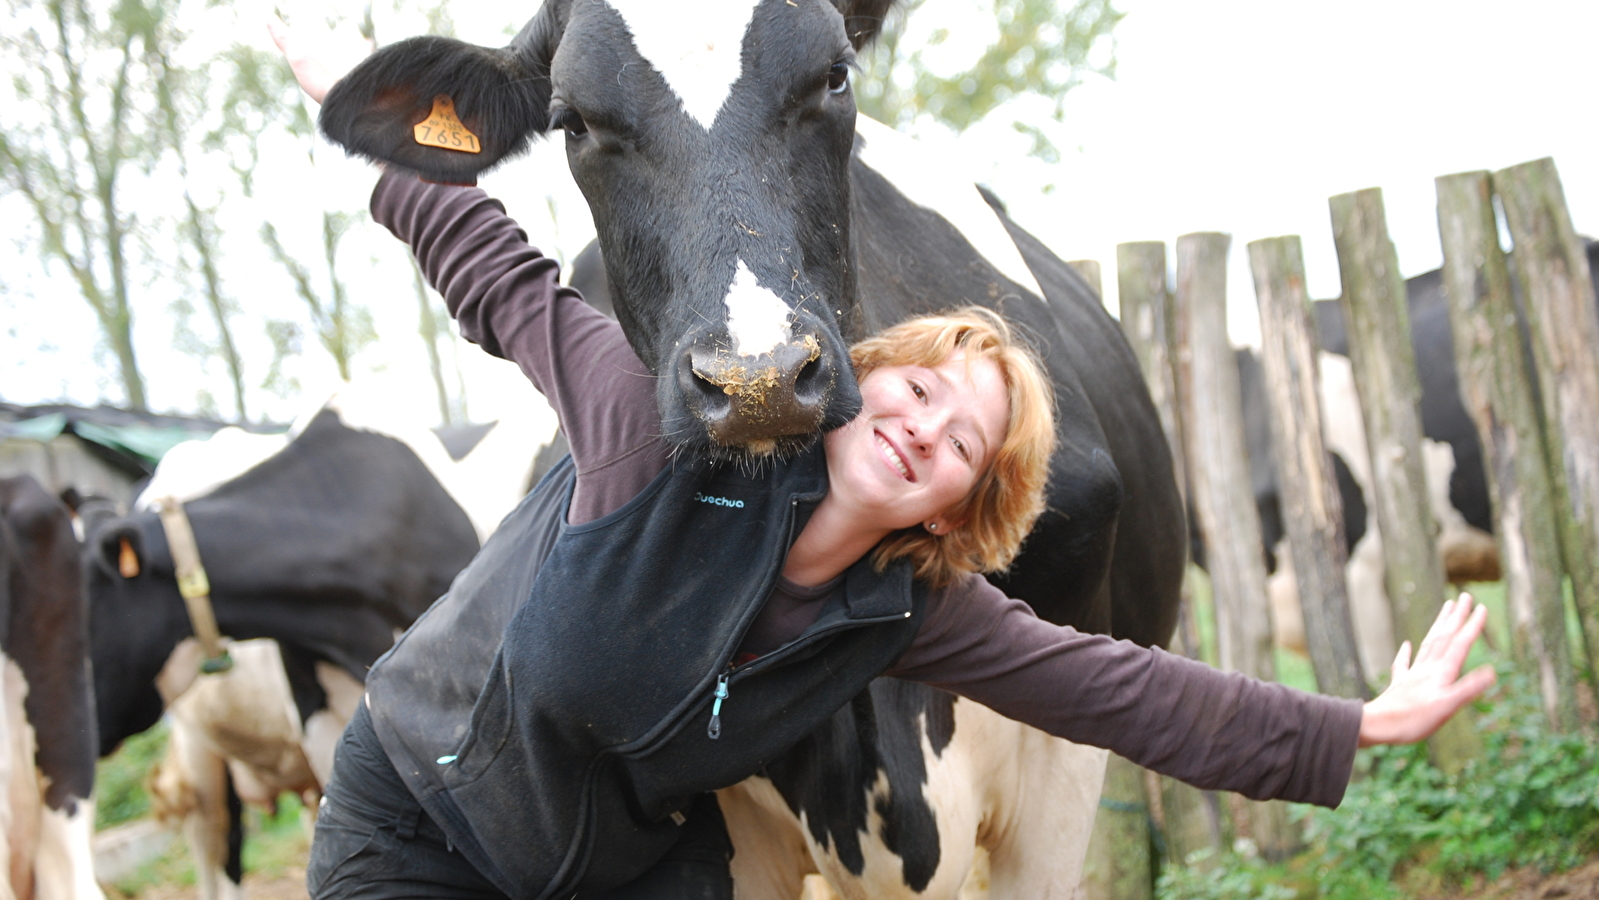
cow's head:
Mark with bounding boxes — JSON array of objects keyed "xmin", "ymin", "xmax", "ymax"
[
  {"xmin": 321, "ymin": 0, "xmax": 899, "ymax": 456},
  {"xmin": 83, "ymin": 516, "xmax": 189, "ymax": 757}
]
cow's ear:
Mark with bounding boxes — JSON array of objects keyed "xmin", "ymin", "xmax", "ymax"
[
  {"xmin": 831, "ymin": 0, "xmax": 898, "ymax": 49},
  {"xmin": 93, "ymin": 523, "xmax": 142, "ymax": 580},
  {"xmin": 319, "ymin": 30, "xmax": 556, "ymax": 186}
]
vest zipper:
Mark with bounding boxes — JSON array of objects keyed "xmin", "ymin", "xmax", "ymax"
[
  {"xmin": 706, "ymin": 671, "xmax": 731, "ymax": 740},
  {"xmin": 699, "ymin": 495, "xmax": 909, "ymax": 746},
  {"xmin": 702, "ymin": 605, "xmax": 912, "ymax": 741}
]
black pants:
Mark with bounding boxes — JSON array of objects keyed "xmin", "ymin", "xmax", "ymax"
[{"xmin": 307, "ymin": 705, "xmax": 733, "ymax": 900}]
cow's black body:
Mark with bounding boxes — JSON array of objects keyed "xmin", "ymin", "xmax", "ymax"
[{"xmin": 318, "ymin": 0, "xmax": 1186, "ymax": 890}]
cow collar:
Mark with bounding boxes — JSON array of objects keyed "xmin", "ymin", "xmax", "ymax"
[{"xmin": 152, "ymin": 497, "xmax": 234, "ymax": 675}]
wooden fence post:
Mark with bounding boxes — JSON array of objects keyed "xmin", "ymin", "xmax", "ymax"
[
  {"xmin": 1436, "ymin": 171, "xmax": 1578, "ymax": 730},
  {"xmin": 1329, "ymin": 187, "xmax": 1482, "ymax": 772},
  {"xmin": 1081, "ymin": 755, "xmax": 1155, "ymax": 900},
  {"xmin": 1118, "ymin": 243, "xmax": 1186, "ymax": 498},
  {"xmin": 1113, "ymin": 241, "xmax": 1225, "ymax": 875},
  {"xmin": 1175, "ymin": 233, "xmax": 1275, "ymax": 680},
  {"xmin": 1494, "ymin": 158, "xmax": 1599, "ymax": 678},
  {"xmin": 1082, "ymin": 250, "xmax": 1154, "ymax": 900},
  {"xmin": 1173, "ymin": 233, "xmax": 1297, "ymax": 860},
  {"xmin": 1069, "ymin": 259, "xmax": 1104, "ymax": 298},
  {"xmin": 1247, "ymin": 235, "xmax": 1370, "ymax": 699}
]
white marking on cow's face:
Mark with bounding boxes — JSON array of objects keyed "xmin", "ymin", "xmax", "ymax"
[
  {"xmin": 853, "ymin": 116, "xmax": 1046, "ymax": 301},
  {"xmin": 606, "ymin": 0, "xmax": 761, "ymax": 130},
  {"xmin": 725, "ymin": 260, "xmax": 793, "ymax": 357}
]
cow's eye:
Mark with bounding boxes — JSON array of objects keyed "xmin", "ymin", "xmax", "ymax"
[
  {"xmin": 555, "ymin": 107, "xmax": 589, "ymax": 138},
  {"xmin": 827, "ymin": 63, "xmax": 849, "ymax": 95}
]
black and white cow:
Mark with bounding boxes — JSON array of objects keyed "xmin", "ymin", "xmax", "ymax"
[
  {"xmin": 85, "ymin": 390, "xmax": 549, "ymax": 899},
  {"xmin": 318, "ymin": 1, "xmax": 1186, "ymax": 896},
  {"xmin": 1245, "ymin": 239, "xmax": 1599, "ymax": 673},
  {"xmin": 0, "ymin": 476, "xmax": 101, "ymax": 900}
]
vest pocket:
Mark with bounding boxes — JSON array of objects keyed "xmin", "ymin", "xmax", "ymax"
[{"xmin": 444, "ymin": 656, "xmax": 514, "ymax": 785}]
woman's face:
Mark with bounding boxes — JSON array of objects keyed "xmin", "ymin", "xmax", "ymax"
[{"xmin": 822, "ymin": 349, "xmax": 1010, "ymax": 532}]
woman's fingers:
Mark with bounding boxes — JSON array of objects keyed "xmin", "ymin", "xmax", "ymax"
[
  {"xmin": 269, "ymin": 16, "xmax": 328, "ymax": 103},
  {"xmin": 266, "ymin": 14, "xmax": 372, "ymax": 105},
  {"xmin": 1414, "ymin": 593, "xmax": 1479, "ymax": 667},
  {"xmin": 1390, "ymin": 640, "xmax": 1413, "ymax": 679},
  {"xmin": 1415, "ymin": 596, "xmax": 1460, "ymax": 662}
]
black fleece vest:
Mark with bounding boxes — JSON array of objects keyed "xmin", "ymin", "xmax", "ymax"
[{"xmin": 366, "ymin": 448, "xmax": 925, "ymax": 900}]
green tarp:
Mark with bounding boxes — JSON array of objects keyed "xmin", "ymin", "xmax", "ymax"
[{"xmin": 0, "ymin": 415, "xmax": 224, "ymax": 470}]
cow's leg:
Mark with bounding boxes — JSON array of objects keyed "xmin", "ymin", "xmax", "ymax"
[
  {"xmin": 31, "ymin": 795, "xmax": 102, "ymax": 900},
  {"xmin": 5, "ymin": 659, "xmax": 40, "ymax": 900},
  {"xmin": 966, "ymin": 704, "xmax": 1106, "ymax": 900},
  {"xmin": 718, "ymin": 781, "xmax": 811, "ymax": 900},
  {"xmin": 300, "ymin": 662, "xmax": 364, "ymax": 789},
  {"xmin": 0, "ymin": 657, "xmax": 28, "ymax": 900},
  {"xmin": 155, "ymin": 719, "xmax": 244, "ymax": 900},
  {"xmin": 1345, "ymin": 529, "xmax": 1396, "ymax": 679},
  {"xmin": 1265, "ymin": 538, "xmax": 1308, "ymax": 656}
]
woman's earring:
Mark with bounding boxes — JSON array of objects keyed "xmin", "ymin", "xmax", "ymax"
[{"xmin": 926, "ymin": 522, "xmax": 938, "ymax": 533}]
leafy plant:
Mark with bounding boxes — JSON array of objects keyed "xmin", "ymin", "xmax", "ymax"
[{"xmin": 1157, "ymin": 663, "xmax": 1599, "ymax": 900}]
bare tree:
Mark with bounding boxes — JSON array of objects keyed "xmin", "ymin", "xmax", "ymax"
[
  {"xmin": 856, "ymin": 0, "xmax": 1122, "ymax": 160},
  {"xmin": 0, "ymin": 0, "xmax": 186, "ymax": 411}
]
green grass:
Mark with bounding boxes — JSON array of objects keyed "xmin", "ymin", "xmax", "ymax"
[{"xmin": 97, "ymin": 723, "xmax": 170, "ymax": 831}]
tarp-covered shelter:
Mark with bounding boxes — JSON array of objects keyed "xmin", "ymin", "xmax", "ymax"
[{"xmin": 0, "ymin": 403, "xmax": 238, "ymax": 508}]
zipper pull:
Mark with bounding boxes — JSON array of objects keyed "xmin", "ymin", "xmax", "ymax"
[{"xmin": 707, "ymin": 672, "xmax": 730, "ymax": 740}]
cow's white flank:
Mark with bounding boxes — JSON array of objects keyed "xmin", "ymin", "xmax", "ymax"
[
  {"xmin": 724, "ymin": 260, "xmax": 793, "ymax": 357},
  {"xmin": 606, "ymin": 0, "xmax": 760, "ymax": 130},
  {"xmin": 854, "ymin": 116, "xmax": 1045, "ymax": 301}
]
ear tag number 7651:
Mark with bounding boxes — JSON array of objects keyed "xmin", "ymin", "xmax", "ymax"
[{"xmin": 414, "ymin": 95, "xmax": 482, "ymax": 154}]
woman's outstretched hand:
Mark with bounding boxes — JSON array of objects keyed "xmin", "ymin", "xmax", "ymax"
[
  {"xmin": 267, "ymin": 16, "xmax": 372, "ymax": 105},
  {"xmin": 1358, "ymin": 593, "xmax": 1497, "ymax": 747}
]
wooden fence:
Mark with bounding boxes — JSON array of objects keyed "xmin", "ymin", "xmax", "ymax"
[{"xmin": 1080, "ymin": 156, "xmax": 1598, "ymax": 900}]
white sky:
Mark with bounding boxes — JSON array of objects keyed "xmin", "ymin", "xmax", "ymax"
[
  {"xmin": 922, "ymin": 0, "xmax": 1599, "ymax": 345},
  {"xmin": 2, "ymin": 0, "xmax": 1595, "ymax": 419}
]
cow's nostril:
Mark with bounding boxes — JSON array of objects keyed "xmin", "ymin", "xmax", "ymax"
[
  {"xmin": 792, "ymin": 349, "xmax": 829, "ymax": 407},
  {"xmin": 681, "ymin": 351, "xmax": 731, "ymax": 416}
]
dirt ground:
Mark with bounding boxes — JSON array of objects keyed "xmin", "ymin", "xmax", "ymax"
[
  {"xmin": 111, "ymin": 857, "xmax": 1599, "ymax": 900},
  {"xmin": 1422, "ymin": 859, "xmax": 1599, "ymax": 900},
  {"xmin": 116, "ymin": 869, "xmax": 310, "ymax": 900}
]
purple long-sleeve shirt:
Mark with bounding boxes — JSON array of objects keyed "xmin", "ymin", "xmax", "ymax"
[{"xmin": 372, "ymin": 170, "xmax": 1363, "ymax": 808}]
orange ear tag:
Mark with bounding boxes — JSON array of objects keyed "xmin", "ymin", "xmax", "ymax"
[
  {"xmin": 118, "ymin": 537, "xmax": 140, "ymax": 578},
  {"xmin": 413, "ymin": 95, "xmax": 482, "ymax": 154}
]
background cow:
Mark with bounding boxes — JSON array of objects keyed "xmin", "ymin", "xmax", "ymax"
[
  {"xmin": 85, "ymin": 387, "xmax": 552, "ymax": 899},
  {"xmin": 317, "ymin": 1, "xmax": 1187, "ymax": 896},
  {"xmin": 1243, "ymin": 239, "xmax": 1599, "ymax": 674},
  {"xmin": 0, "ymin": 477, "xmax": 101, "ymax": 900}
]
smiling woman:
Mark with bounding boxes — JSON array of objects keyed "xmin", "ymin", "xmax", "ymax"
[
  {"xmin": 791, "ymin": 308, "xmax": 1054, "ymax": 588},
  {"xmin": 271, "ymin": 10, "xmax": 1495, "ymax": 900}
]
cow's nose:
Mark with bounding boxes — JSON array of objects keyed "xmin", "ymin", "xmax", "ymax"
[{"xmin": 680, "ymin": 331, "xmax": 834, "ymax": 453}]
